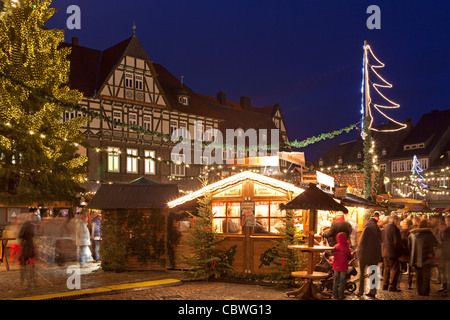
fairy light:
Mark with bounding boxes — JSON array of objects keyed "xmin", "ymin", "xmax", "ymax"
[
  {"xmin": 168, "ymin": 171, "xmax": 305, "ymax": 208},
  {"xmin": 362, "ymin": 43, "xmax": 407, "ymax": 133}
]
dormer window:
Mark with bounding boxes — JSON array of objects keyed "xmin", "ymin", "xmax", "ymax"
[
  {"xmin": 178, "ymin": 96, "xmax": 189, "ymax": 106},
  {"xmin": 382, "ymin": 148, "xmax": 387, "ymax": 156}
]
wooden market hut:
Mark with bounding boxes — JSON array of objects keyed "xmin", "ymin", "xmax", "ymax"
[
  {"xmin": 86, "ymin": 182, "xmax": 179, "ymax": 271},
  {"xmin": 168, "ymin": 171, "xmax": 305, "ymax": 274}
]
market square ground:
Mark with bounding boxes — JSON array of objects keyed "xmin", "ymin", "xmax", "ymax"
[{"xmin": 0, "ymin": 259, "xmax": 448, "ymax": 301}]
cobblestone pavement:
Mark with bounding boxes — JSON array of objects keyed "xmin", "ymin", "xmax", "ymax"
[{"xmin": 1, "ymin": 258, "xmax": 449, "ymax": 301}]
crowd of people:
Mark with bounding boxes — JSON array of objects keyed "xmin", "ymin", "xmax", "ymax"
[
  {"xmin": 2, "ymin": 208, "xmax": 102, "ymax": 287},
  {"xmin": 323, "ymin": 211, "xmax": 450, "ymax": 299}
]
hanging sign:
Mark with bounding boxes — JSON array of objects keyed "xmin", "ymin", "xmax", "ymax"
[{"xmin": 240, "ymin": 201, "xmax": 256, "ymax": 227}]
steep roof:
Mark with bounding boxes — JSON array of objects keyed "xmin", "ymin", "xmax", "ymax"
[
  {"xmin": 319, "ymin": 120, "xmax": 413, "ymax": 166},
  {"xmin": 152, "ymin": 64, "xmax": 222, "ymax": 119},
  {"xmin": 86, "ymin": 183, "xmax": 179, "ymax": 209},
  {"xmin": 391, "ymin": 109, "xmax": 450, "ymax": 160}
]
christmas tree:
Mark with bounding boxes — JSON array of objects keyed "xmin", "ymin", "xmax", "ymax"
[
  {"xmin": 0, "ymin": 0, "xmax": 87, "ymax": 204},
  {"xmin": 183, "ymin": 179, "xmax": 235, "ymax": 280},
  {"xmin": 261, "ymin": 208, "xmax": 304, "ymax": 286}
]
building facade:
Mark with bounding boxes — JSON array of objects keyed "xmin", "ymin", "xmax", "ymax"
[{"xmin": 63, "ymin": 33, "xmax": 291, "ymax": 195}]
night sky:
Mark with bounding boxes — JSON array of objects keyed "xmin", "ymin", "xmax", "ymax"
[{"xmin": 45, "ymin": 0, "xmax": 450, "ymax": 161}]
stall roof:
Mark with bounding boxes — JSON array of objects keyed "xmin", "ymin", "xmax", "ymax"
[
  {"xmin": 338, "ymin": 193, "xmax": 386, "ymax": 210},
  {"xmin": 168, "ymin": 171, "xmax": 305, "ymax": 208},
  {"xmin": 280, "ymin": 183, "xmax": 348, "ymax": 213},
  {"xmin": 86, "ymin": 184, "xmax": 179, "ymax": 209}
]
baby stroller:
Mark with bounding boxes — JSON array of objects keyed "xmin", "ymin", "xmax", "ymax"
[{"xmin": 314, "ymin": 250, "xmax": 358, "ymax": 293}]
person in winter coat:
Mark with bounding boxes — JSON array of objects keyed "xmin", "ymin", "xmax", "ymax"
[
  {"xmin": 356, "ymin": 212, "xmax": 382, "ymax": 298},
  {"xmin": 381, "ymin": 215, "xmax": 403, "ymax": 291},
  {"xmin": 408, "ymin": 220, "xmax": 439, "ymax": 296},
  {"xmin": 323, "ymin": 213, "xmax": 353, "ymax": 247},
  {"xmin": 332, "ymin": 232, "xmax": 353, "ymax": 299},
  {"xmin": 75, "ymin": 213, "xmax": 91, "ymax": 268},
  {"xmin": 18, "ymin": 213, "xmax": 37, "ymax": 287},
  {"xmin": 91, "ymin": 213, "xmax": 102, "ymax": 262}
]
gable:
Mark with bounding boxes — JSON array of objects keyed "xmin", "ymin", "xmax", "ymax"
[{"xmin": 99, "ymin": 55, "xmax": 167, "ymax": 108}]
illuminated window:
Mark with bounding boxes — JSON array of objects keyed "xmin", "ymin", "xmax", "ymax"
[
  {"xmin": 171, "ymin": 154, "xmax": 185, "ymax": 177},
  {"xmin": 113, "ymin": 111, "xmax": 122, "ymax": 129},
  {"xmin": 126, "ymin": 149, "xmax": 138, "ymax": 173},
  {"xmin": 108, "ymin": 147, "xmax": 120, "ymax": 172},
  {"xmin": 144, "ymin": 150, "xmax": 156, "ymax": 175}
]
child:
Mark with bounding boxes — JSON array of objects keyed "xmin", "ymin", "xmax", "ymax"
[{"xmin": 332, "ymin": 232, "xmax": 353, "ymax": 299}]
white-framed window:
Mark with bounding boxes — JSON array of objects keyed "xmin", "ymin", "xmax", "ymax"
[
  {"xmin": 135, "ymin": 75, "xmax": 143, "ymax": 90},
  {"xmin": 108, "ymin": 147, "xmax": 120, "ymax": 172},
  {"xmin": 179, "ymin": 121, "xmax": 188, "ymax": 139},
  {"xmin": 392, "ymin": 161, "xmax": 398, "ymax": 173},
  {"xmin": 113, "ymin": 111, "xmax": 122, "ymax": 129},
  {"xmin": 195, "ymin": 122, "xmax": 203, "ymax": 141},
  {"xmin": 125, "ymin": 72, "xmax": 133, "ymax": 88},
  {"xmin": 178, "ymin": 96, "xmax": 189, "ymax": 105},
  {"xmin": 399, "ymin": 161, "xmax": 405, "ymax": 172},
  {"xmin": 170, "ymin": 120, "xmax": 178, "ymax": 138},
  {"xmin": 171, "ymin": 154, "xmax": 185, "ymax": 177},
  {"xmin": 129, "ymin": 113, "xmax": 137, "ymax": 126},
  {"xmin": 143, "ymin": 115, "xmax": 152, "ymax": 131},
  {"xmin": 144, "ymin": 150, "xmax": 156, "ymax": 175},
  {"xmin": 419, "ymin": 158, "xmax": 429, "ymax": 170},
  {"xmin": 204, "ymin": 126, "xmax": 213, "ymax": 141},
  {"xmin": 127, "ymin": 149, "xmax": 138, "ymax": 173},
  {"xmin": 406, "ymin": 160, "xmax": 412, "ymax": 171}
]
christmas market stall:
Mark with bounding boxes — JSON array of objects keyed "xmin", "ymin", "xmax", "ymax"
[
  {"xmin": 168, "ymin": 171, "xmax": 305, "ymax": 274},
  {"xmin": 86, "ymin": 181, "xmax": 179, "ymax": 271}
]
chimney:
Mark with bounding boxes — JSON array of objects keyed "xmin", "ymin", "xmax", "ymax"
[
  {"xmin": 72, "ymin": 37, "xmax": 79, "ymax": 46},
  {"xmin": 216, "ymin": 91, "xmax": 226, "ymax": 105},
  {"xmin": 240, "ymin": 96, "xmax": 251, "ymax": 110}
]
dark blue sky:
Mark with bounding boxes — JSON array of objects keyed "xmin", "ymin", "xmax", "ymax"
[{"xmin": 46, "ymin": 0, "xmax": 450, "ymax": 161}]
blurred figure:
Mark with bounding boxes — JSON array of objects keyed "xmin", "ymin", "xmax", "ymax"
[
  {"xmin": 18, "ymin": 213, "xmax": 37, "ymax": 288},
  {"xmin": 323, "ymin": 212, "xmax": 352, "ymax": 247},
  {"xmin": 436, "ymin": 219, "xmax": 448, "ymax": 294},
  {"xmin": 75, "ymin": 212, "xmax": 91, "ymax": 268},
  {"xmin": 356, "ymin": 211, "xmax": 382, "ymax": 298},
  {"xmin": 399, "ymin": 219, "xmax": 413, "ymax": 288},
  {"xmin": 408, "ymin": 220, "xmax": 439, "ymax": 296},
  {"xmin": 91, "ymin": 212, "xmax": 102, "ymax": 262},
  {"xmin": 3, "ymin": 215, "xmax": 21, "ymax": 262},
  {"xmin": 381, "ymin": 215, "xmax": 402, "ymax": 292},
  {"xmin": 54, "ymin": 210, "xmax": 76, "ymax": 266},
  {"xmin": 440, "ymin": 225, "xmax": 450, "ymax": 297}
]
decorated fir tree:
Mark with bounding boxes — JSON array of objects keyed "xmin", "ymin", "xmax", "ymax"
[
  {"xmin": 183, "ymin": 180, "xmax": 235, "ymax": 280},
  {"xmin": 0, "ymin": 0, "xmax": 87, "ymax": 204}
]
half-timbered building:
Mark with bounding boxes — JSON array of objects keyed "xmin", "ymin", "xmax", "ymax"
[{"xmin": 63, "ymin": 31, "xmax": 291, "ymax": 195}]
